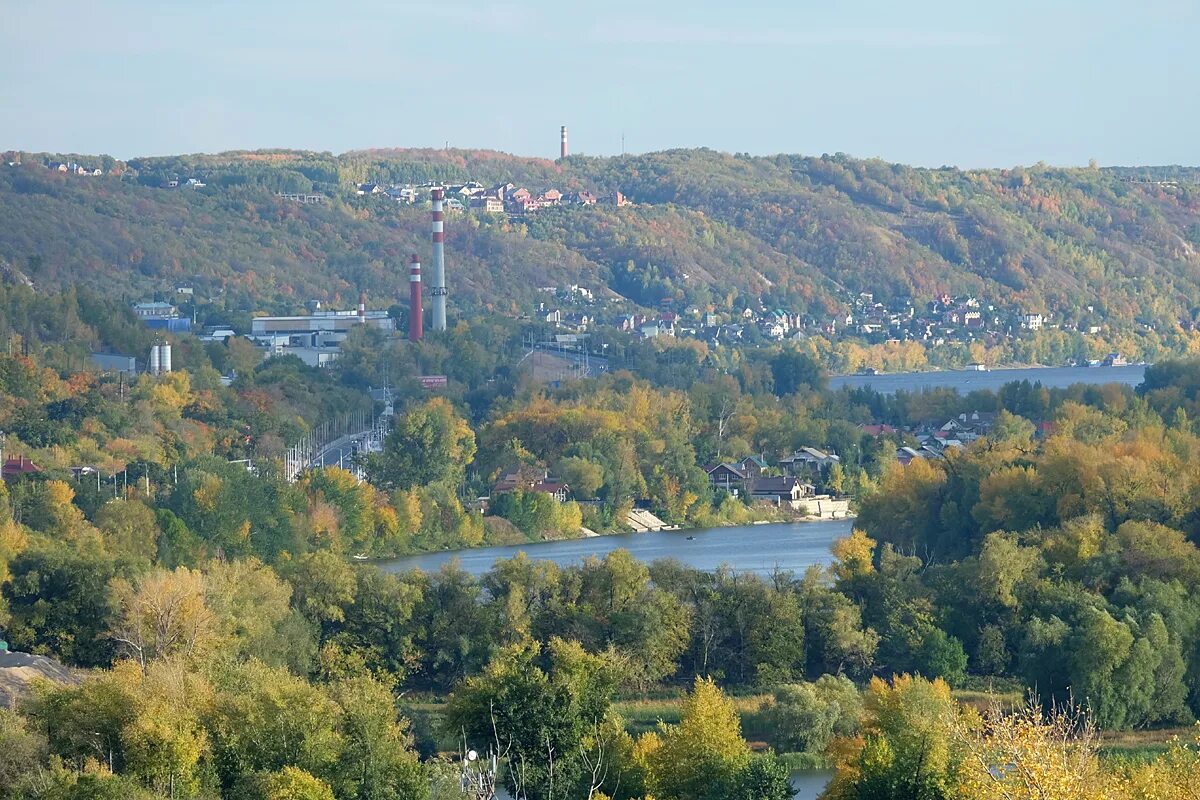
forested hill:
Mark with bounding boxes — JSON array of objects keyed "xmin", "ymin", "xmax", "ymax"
[{"xmin": 2, "ymin": 147, "xmax": 1199, "ymax": 328}]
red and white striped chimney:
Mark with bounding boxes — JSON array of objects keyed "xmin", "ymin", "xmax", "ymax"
[
  {"xmin": 357, "ymin": 291, "xmax": 366, "ymax": 321},
  {"xmin": 560, "ymin": 125, "xmax": 568, "ymax": 159},
  {"xmin": 430, "ymin": 189, "xmax": 447, "ymax": 331},
  {"xmin": 409, "ymin": 254, "xmax": 423, "ymax": 342}
]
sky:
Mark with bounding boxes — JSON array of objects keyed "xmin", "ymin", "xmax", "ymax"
[{"xmin": 1, "ymin": 0, "xmax": 1197, "ymax": 168}]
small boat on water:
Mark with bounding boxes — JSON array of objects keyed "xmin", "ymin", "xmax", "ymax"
[{"xmin": 685, "ymin": 536, "xmax": 695, "ymax": 541}]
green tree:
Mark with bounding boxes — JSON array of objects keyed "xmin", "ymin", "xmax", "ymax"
[
  {"xmin": 444, "ymin": 639, "xmax": 617, "ymax": 800},
  {"xmin": 363, "ymin": 398, "xmax": 476, "ymax": 490},
  {"xmin": 770, "ymin": 348, "xmax": 827, "ymax": 395}
]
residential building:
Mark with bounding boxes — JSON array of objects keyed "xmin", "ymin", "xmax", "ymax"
[
  {"xmin": 749, "ymin": 476, "xmax": 813, "ymax": 505},
  {"xmin": 779, "ymin": 447, "xmax": 841, "ymax": 475}
]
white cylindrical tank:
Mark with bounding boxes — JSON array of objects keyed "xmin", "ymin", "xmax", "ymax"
[
  {"xmin": 160, "ymin": 342, "xmax": 172, "ymax": 373},
  {"xmin": 149, "ymin": 344, "xmax": 161, "ymax": 375}
]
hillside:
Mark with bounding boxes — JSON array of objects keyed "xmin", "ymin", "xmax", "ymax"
[{"xmin": 2, "ymin": 148, "xmax": 1199, "ymax": 333}]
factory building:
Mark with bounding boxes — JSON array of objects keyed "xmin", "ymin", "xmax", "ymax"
[{"xmin": 250, "ymin": 304, "xmax": 394, "ymax": 368}]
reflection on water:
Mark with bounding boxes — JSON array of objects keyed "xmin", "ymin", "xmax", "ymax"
[{"xmin": 377, "ymin": 519, "xmax": 853, "ymax": 578}]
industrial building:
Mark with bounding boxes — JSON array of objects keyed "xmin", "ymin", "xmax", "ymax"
[
  {"xmin": 132, "ymin": 301, "xmax": 192, "ymax": 333},
  {"xmin": 249, "ymin": 301, "xmax": 395, "ymax": 368}
]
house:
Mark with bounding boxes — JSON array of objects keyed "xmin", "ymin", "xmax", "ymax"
[
  {"xmin": 2, "ymin": 456, "xmax": 41, "ymax": 480},
  {"xmin": 563, "ymin": 312, "xmax": 591, "ymax": 331},
  {"xmin": 1020, "ymin": 313, "xmax": 1044, "ymax": 331},
  {"xmin": 599, "ymin": 191, "xmax": 630, "ymax": 207},
  {"xmin": 185, "ymin": 177, "xmax": 205, "ymax": 188},
  {"xmin": 895, "ymin": 446, "xmax": 927, "ymax": 466},
  {"xmin": 736, "ymin": 455, "xmax": 767, "ymax": 478},
  {"xmin": 493, "ymin": 467, "xmax": 571, "ymax": 502},
  {"xmin": 779, "ymin": 447, "xmax": 840, "ymax": 475},
  {"xmin": 355, "ymin": 183, "xmax": 384, "ymax": 195},
  {"xmin": 859, "ymin": 424, "xmax": 896, "ymax": 437},
  {"xmin": 567, "ymin": 191, "xmax": 597, "ymax": 205},
  {"xmin": 445, "ymin": 198, "xmax": 465, "ymax": 211},
  {"xmin": 749, "ymin": 476, "xmax": 813, "ymax": 505},
  {"xmin": 940, "ymin": 410, "xmax": 996, "ymax": 440},
  {"xmin": 704, "ymin": 463, "xmax": 747, "ymax": 491},
  {"xmin": 470, "ymin": 196, "xmax": 504, "ymax": 213},
  {"xmin": 538, "ymin": 189, "xmax": 563, "ymax": 205},
  {"xmin": 132, "ymin": 301, "xmax": 179, "ymax": 320}
]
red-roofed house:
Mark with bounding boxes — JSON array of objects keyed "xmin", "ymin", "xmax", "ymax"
[{"xmin": 2, "ymin": 456, "xmax": 41, "ymax": 479}]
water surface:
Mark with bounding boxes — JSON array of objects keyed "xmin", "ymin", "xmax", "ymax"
[
  {"xmin": 378, "ymin": 519, "xmax": 852, "ymax": 578},
  {"xmin": 830, "ymin": 364, "xmax": 1145, "ymax": 394}
]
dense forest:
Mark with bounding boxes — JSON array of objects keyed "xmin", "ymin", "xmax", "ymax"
[
  {"xmin": 4, "ymin": 148, "xmax": 1200, "ymax": 346},
  {"xmin": 8, "ymin": 278, "xmax": 1200, "ymax": 797}
]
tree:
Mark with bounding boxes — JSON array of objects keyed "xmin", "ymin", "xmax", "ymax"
[
  {"xmin": 285, "ymin": 550, "xmax": 356, "ymax": 629},
  {"xmin": 205, "ymin": 557, "xmax": 314, "ymax": 670},
  {"xmin": 555, "ymin": 456, "xmax": 604, "ymax": 500},
  {"xmin": 639, "ymin": 677, "xmax": 751, "ymax": 800},
  {"xmin": 770, "ymin": 348, "xmax": 827, "ymax": 395},
  {"xmin": 825, "ymin": 674, "xmax": 963, "ymax": 800},
  {"xmin": 953, "ymin": 699, "xmax": 1117, "ymax": 800},
  {"xmin": 445, "ymin": 639, "xmax": 617, "ymax": 800},
  {"xmin": 93, "ymin": 500, "xmax": 160, "ymax": 566},
  {"xmin": 5, "ymin": 540, "xmax": 120, "ymax": 667},
  {"xmin": 758, "ymin": 682, "xmax": 840, "ymax": 756},
  {"xmin": 252, "ymin": 766, "xmax": 337, "ymax": 800},
  {"xmin": 207, "ymin": 660, "xmax": 344, "ymax": 792},
  {"xmin": 0, "ymin": 708, "xmax": 48, "ymax": 787},
  {"xmin": 119, "ymin": 659, "xmax": 213, "ymax": 796},
  {"xmin": 108, "ymin": 567, "xmax": 216, "ymax": 669},
  {"xmin": 728, "ymin": 755, "xmax": 795, "ymax": 800},
  {"xmin": 363, "ymin": 398, "xmax": 476, "ymax": 490},
  {"xmin": 327, "ymin": 676, "xmax": 428, "ymax": 800}
]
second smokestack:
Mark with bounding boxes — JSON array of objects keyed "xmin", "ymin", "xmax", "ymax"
[
  {"xmin": 430, "ymin": 188, "xmax": 447, "ymax": 332},
  {"xmin": 409, "ymin": 253, "xmax": 423, "ymax": 342},
  {"xmin": 560, "ymin": 125, "xmax": 568, "ymax": 159}
]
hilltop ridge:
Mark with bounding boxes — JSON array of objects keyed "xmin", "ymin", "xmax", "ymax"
[{"xmin": 2, "ymin": 146, "xmax": 1199, "ymax": 353}]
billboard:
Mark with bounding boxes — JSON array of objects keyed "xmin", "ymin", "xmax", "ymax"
[{"xmin": 418, "ymin": 375, "xmax": 448, "ymax": 389}]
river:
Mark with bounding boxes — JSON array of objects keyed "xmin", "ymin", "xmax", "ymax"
[
  {"xmin": 829, "ymin": 364, "xmax": 1146, "ymax": 394},
  {"xmin": 378, "ymin": 519, "xmax": 853, "ymax": 578}
]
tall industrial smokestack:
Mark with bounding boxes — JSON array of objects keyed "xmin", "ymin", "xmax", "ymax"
[
  {"xmin": 560, "ymin": 125, "xmax": 568, "ymax": 159},
  {"xmin": 409, "ymin": 254, "xmax": 423, "ymax": 342},
  {"xmin": 357, "ymin": 291, "xmax": 366, "ymax": 321},
  {"xmin": 430, "ymin": 188, "xmax": 447, "ymax": 331}
]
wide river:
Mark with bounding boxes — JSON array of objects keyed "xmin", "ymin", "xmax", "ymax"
[
  {"xmin": 378, "ymin": 519, "xmax": 853, "ymax": 578},
  {"xmin": 829, "ymin": 363, "xmax": 1146, "ymax": 394}
]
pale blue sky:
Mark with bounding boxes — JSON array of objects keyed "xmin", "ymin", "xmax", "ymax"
[{"xmin": 2, "ymin": 0, "xmax": 1196, "ymax": 167}]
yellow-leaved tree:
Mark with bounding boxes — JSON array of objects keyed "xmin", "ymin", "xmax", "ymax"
[{"xmin": 638, "ymin": 677, "xmax": 750, "ymax": 800}]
